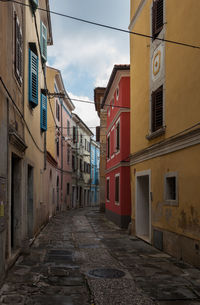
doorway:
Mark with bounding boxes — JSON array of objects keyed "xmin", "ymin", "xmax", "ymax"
[
  {"xmin": 136, "ymin": 171, "xmax": 151, "ymax": 243},
  {"xmin": 11, "ymin": 153, "xmax": 21, "ymax": 250},
  {"xmin": 27, "ymin": 165, "xmax": 34, "ymax": 238}
]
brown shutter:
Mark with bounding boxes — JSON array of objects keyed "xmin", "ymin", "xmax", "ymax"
[
  {"xmin": 152, "ymin": 0, "xmax": 163, "ymax": 39},
  {"xmin": 151, "ymin": 86, "xmax": 163, "ymax": 132}
]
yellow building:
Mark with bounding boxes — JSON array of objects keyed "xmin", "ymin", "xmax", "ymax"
[
  {"xmin": 24, "ymin": 0, "xmax": 53, "ymax": 236},
  {"xmin": 129, "ymin": 0, "xmax": 200, "ymax": 266}
]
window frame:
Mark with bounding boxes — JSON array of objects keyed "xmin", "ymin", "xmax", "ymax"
[{"xmin": 164, "ymin": 172, "xmax": 178, "ymax": 206}]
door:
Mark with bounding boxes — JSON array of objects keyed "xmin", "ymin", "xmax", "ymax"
[{"xmin": 136, "ymin": 171, "xmax": 151, "ymax": 242}]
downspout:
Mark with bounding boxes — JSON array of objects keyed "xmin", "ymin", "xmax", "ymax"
[{"xmin": 61, "ymin": 101, "xmax": 63, "ymax": 205}]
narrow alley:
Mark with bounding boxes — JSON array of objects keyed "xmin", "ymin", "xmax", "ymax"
[{"xmin": 0, "ymin": 207, "xmax": 200, "ymax": 305}]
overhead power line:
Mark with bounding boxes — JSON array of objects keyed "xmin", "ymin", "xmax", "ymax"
[
  {"xmin": 70, "ymin": 97, "xmax": 130, "ymax": 109},
  {"xmin": 0, "ymin": 77, "xmax": 44, "ymax": 154},
  {"xmin": 7, "ymin": 0, "xmax": 200, "ymax": 50}
]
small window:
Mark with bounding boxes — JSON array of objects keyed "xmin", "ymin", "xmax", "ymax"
[
  {"xmin": 166, "ymin": 177, "xmax": 176, "ymax": 200},
  {"xmin": 40, "ymin": 93, "xmax": 47, "ymax": 131},
  {"xmin": 106, "ymin": 178, "xmax": 110, "ymax": 201},
  {"xmin": 56, "ymin": 101, "xmax": 60, "ymax": 121},
  {"xmin": 107, "ymin": 135, "xmax": 110, "ymax": 159},
  {"xmin": 80, "ymin": 159, "xmax": 82, "ymax": 172},
  {"xmin": 72, "ymin": 155, "xmax": 75, "ymax": 171},
  {"xmin": 56, "ymin": 139, "xmax": 59, "ymax": 157},
  {"xmin": 29, "ymin": 48, "xmax": 38, "ymax": 107},
  {"xmin": 67, "ymin": 183, "xmax": 70, "ymax": 195},
  {"xmin": 151, "ymin": 85, "xmax": 163, "ymax": 132},
  {"xmin": 111, "ymin": 98, "xmax": 114, "ymax": 109},
  {"xmin": 116, "ymin": 87, "xmax": 119, "ymax": 101},
  {"xmin": 67, "ymin": 147, "xmax": 70, "ymax": 164},
  {"xmin": 67, "ymin": 120, "xmax": 70, "ymax": 136},
  {"xmin": 115, "ymin": 175, "xmax": 120, "ymax": 203},
  {"xmin": 152, "ymin": 0, "xmax": 164, "ymax": 40},
  {"xmin": 164, "ymin": 172, "xmax": 178, "ymax": 205},
  {"xmin": 15, "ymin": 14, "xmax": 23, "ymax": 84},
  {"xmin": 116, "ymin": 121, "xmax": 120, "ymax": 151},
  {"xmin": 73, "ymin": 126, "xmax": 76, "ymax": 143},
  {"xmin": 40, "ymin": 22, "xmax": 47, "ymax": 62}
]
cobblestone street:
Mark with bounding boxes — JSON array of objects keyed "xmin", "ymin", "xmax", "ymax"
[{"xmin": 0, "ymin": 207, "xmax": 200, "ymax": 305}]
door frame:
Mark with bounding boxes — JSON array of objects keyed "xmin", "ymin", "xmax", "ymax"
[{"xmin": 135, "ymin": 169, "xmax": 151, "ymax": 243}]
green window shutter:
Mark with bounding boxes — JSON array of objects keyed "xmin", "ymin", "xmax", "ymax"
[
  {"xmin": 40, "ymin": 22, "xmax": 47, "ymax": 62},
  {"xmin": 29, "ymin": 49, "xmax": 38, "ymax": 107},
  {"xmin": 40, "ymin": 93, "xmax": 47, "ymax": 131}
]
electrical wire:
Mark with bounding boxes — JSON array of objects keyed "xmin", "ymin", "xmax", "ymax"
[
  {"xmin": 70, "ymin": 98, "xmax": 130, "ymax": 109},
  {"xmin": 7, "ymin": 0, "xmax": 200, "ymax": 50},
  {"xmin": 0, "ymin": 76, "xmax": 44, "ymax": 154}
]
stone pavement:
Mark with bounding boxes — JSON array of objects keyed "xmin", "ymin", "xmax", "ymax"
[{"xmin": 0, "ymin": 207, "xmax": 200, "ymax": 305}]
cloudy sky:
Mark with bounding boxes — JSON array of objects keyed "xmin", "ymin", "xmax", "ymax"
[{"xmin": 48, "ymin": 0, "xmax": 130, "ymax": 131}]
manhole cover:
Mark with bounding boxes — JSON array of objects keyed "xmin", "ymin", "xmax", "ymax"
[{"xmin": 88, "ymin": 268, "xmax": 125, "ymax": 279}]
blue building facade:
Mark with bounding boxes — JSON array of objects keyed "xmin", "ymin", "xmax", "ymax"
[{"xmin": 90, "ymin": 140, "xmax": 100, "ymax": 206}]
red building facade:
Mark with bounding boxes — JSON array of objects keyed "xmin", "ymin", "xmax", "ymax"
[{"xmin": 102, "ymin": 65, "xmax": 131, "ymax": 228}]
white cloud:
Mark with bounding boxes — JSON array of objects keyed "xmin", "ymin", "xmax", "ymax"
[
  {"xmin": 48, "ymin": 34, "xmax": 129, "ymax": 88},
  {"xmin": 69, "ymin": 92, "xmax": 100, "ymax": 134}
]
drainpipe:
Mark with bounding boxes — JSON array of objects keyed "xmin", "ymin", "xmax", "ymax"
[{"xmin": 61, "ymin": 101, "xmax": 63, "ymax": 205}]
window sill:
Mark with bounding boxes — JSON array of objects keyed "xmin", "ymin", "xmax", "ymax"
[
  {"xmin": 146, "ymin": 127, "xmax": 166, "ymax": 140},
  {"xmin": 164, "ymin": 199, "xmax": 178, "ymax": 207}
]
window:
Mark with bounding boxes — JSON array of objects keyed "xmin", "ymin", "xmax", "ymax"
[
  {"xmin": 115, "ymin": 175, "xmax": 120, "ymax": 204},
  {"xmin": 56, "ymin": 101, "xmax": 60, "ymax": 121},
  {"xmin": 80, "ymin": 159, "xmax": 82, "ymax": 172},
  {"xmin": 40, "ymin": 22, "xmax": 47, "ymax": 62},
  {"xmin": 116, "ymin": 87, "xmax": 119, "ymax": 101},
  {"xmin": 73, "ymin": 126, "xmax": 76, "ymax": 143},
  {"xmin": 15, "ymin": 14, "xmax": 23, "ymax": 84},
  {"xmin": 85, "ymin": 139, "xmax": 87, "ymax": 150},
  {"xmin": 67, "ymin": 183, "xmax": 70, "ymax": 195},
  {"xmin": 152, "ymin": 0, "xmax": 163, "ymax": 39},
  {"xmin": 40, "ymin": 93, "xmax": 47, "ymax": 131},
  {"xmin": 116, "ymin": 121, "xmax": 120, "ymax": 151},
  {"xmin": 80, "ymin": 134, "xmax": 83, "ymax": 145},
  {"xmin": 56, "ymin": 138, "xmax": 59, "ymax": 157},
  {"xmin": 72, "ymin": 155, "xmax": 75, "ymax": 171},
  {"xmin": 29, "ymin": 48, "xmax": 38, "ymax": 107},
  {"xmin": 67, "ymin": 120, "xmax": 70, "ymax": 136},
  {"xmin": 111, "ymin": 98, "xmax": 114, "ymax": 109},
  {"xmin": 164, "ymin": 173, "xmax": 178, "ymax": 204},
  {"xmin": 107, "ymin": 135, "xmax": 110, "ymax": 159},
  {"xmin": 151, "ymin": 85, "xmax": 163, "ymax": 132},
  {"xmin": 106, "ymin": 178, "xmax": 110, "ymax": 201},
  {"xmin": 67, "ymin": 147, "xmax": 70, "ymax": 164}
]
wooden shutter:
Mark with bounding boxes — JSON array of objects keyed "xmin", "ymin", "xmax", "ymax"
[
  {"xmin": 151, "ymin": 86, "xmax": 163, "ymax": 132},
  {"xmin": 29, "ymin": 49, "xmax": 38, "ymax": 107},
  {"xmin": 40, "ymin": 93, "xmax": 47, "ymax": 131},
  {"xmin": 15, "ymin": 15, "xmax": 23, "ymax": 84},
  {"xmin": 152, "ymin": 0, "xmax": 163, "ymax": 39},
  {"xmin": 40, "ymin": 22, "xmax": 47, "ymax": 62}
]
